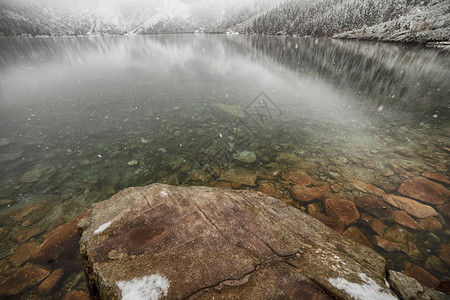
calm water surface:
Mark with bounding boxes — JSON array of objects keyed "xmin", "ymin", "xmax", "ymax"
[{"xmin": 0, "ymin": 34, "xmax": 449, "ymax": 298}]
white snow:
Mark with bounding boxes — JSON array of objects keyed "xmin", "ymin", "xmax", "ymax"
[
  {"xmin": 94, "ymin": 221, "xmax": 112, "ymax": 234},
  {"xmin": 160, "ymin": 191, "xmax": 168, "ymax": 197},
  {"xmin": 328, "ymin": 273, "xmax": 397, "ymax": 300},
  {"xmin": 117, "ymin": 274, "xmax": 170, "ymax": 300}
]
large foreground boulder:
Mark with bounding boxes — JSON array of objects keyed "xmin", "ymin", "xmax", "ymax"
[{"xmin": 79, "ymin": 184, "xmax": 399, "ymax": 299}]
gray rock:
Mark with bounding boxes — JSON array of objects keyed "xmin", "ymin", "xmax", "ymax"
[
  {"xmin": 232, "ymin": 150, "xmax": 257, "ymax": 163},
  {"xmin": 0, "ymin": 138, "xmax": 11, "ymax": 146},
  {"xmin": 387, "ymin": 270, "xmax": 447, "ymax": 300},
  {"xmin": 79, "ymin": 184, "xmax": 398, "ymax": 300}
]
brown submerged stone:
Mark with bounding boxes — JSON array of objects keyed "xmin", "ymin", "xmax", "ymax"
[
  {"xmin": 392, "ymin": 210, "xmax": 424, "ymax": 230},
  {"xmin": 12, "ymin": 226, "xmax": 46, "ymax": 244},
  {"xmin": 258, "ymin": 181, "xmax": 276, "ymax": 197},
  {"xmin": 291, "ymin": 184, "xmax": 330, "ymax": 203},
  {"xmin": 220, "ymin": 168, "xmax": 257, "ymax": 186},
  {"xmin": 383, "ymin": 225, "xmax": 408, "ymax": 244},
  {"xmin": 346, "ymin": 179, "xmax": 385, "ymax": 196},
  {"xmin": 355, "ymin": 195, "xmax": 394, "ymax": 222},
  {"xmin": 383, "ymin": 194, "xmax": 438, "ymax": 219},
  {"xmin": 0, "ymin": 263, "xmax": 50, "ymax": 296},
  {"xmin": 437, "ymin": 202, "xmax": 450, "ymax": 218},
  {"xmin": 64, "ymin": 290, "xmax": 90, "ymax": 300},
  {"xmin": 9, "ymin": 242, "xmax": 40, "ymax": 267},
  {"xmin": 418, "ymin": 217, "xmax": 443, "ymax": 230},
  {"xmin": 30, "ymin": 211, "xmax": 88, "ymax": 264},
  {"xmin": 398, "ymin": 177, "xmax": 450, "ymax": 205},
  {"xmin": 38, "ymin": 268, "xmax": 64, "ymax": 295},
  {"xmin": 404, "ymin": 266, "xmax": 440, "ymax": 289},
  {"xmin": 14, "ymin": 202, "xmax": 49, "ymax": 226},
  {"xmin": 359, "ymin": 213, "xmax": 386, "ymax": 236},
  {"xmin": 439, "ymin": 245, "xmax": 450, "ymax": 267},
  {"xmin": 282, "ymin": 170, "xmax": 315, "ymax": 186},
  {"xmin": 324, "ymin": 198, "xmax": 360, "ymax": 226},
  {"xmin": 423, "ymin": 171, "xmax": 450, "ymax": 185},
  {"xmin": 78, "ymin": 184, "xmax": 395, "ymax": 300}
]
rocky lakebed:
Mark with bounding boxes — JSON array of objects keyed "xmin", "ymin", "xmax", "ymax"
[{"xmin": 0, "ymin": 99, "xmax": 449, "ymax": 299}]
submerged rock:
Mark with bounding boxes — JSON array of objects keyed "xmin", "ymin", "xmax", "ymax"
[
  {"xmin": 78, "ymin": 184, "xmax": 397, "ymax": 300},
  {"xmin": 404, "ymin": 266, "xmax": 440, "ymax": 289},
  {"xmin": 324, "ymin": 197, "xmax": 360, "ymax": 226},
  {"xmin": 392, "ymin": 210, "xmax": 424, "ymax": 230},
  {"xmin": 356, "ymin": 195, "xmax": 394, "ymax": 222},
  {"xmin": 291, "ymin": 183, "xmax": 330, "ymax": 203},
  {"xmin": 398, "ymin": 177, "xmax": 450, "ymax": 206},
  {"xmin": 232, "ymin": 151, "xmax": 257, "ymax": 163},
  {"xmin": 220, "ymin": 168, "xmax": 257, "ymax": 186},
  {"xmin": 30, "ymin": 211, "xmax": 87, "ymax": 265},
  {"xmin": 383, "ymin": 194, "xmax": 438, "ymax": 219},
  {"xmin": 0, "ymin": 263, "xmax": 50, "ymax": 296},
  {"xmin": 282, "ymin": 170, "xmax": 315, "ymax": 186},
  {"xmin": 346, "ymin": 179, "xmax": 385, "ymax": 197}
]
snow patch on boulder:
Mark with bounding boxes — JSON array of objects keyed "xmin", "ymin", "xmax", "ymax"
[
  {"xmin": 328, "ymin": 273, "xmax": 396, "ymax": 300},
  {"xmin": 94, "ymin": 221, "xmax": 112, "ymax": 234},
  {"xmin": 117, "ymin": 274, "xmax": 170, "ymax": 300}
]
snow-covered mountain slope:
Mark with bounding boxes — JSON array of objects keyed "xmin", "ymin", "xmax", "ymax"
[
  {"xmin": 0, "ymin": 0, "xmax": 283, "ymax": 36},
  {"xmin": 334, "ymin": 0, "xmax": 450, "ymax": 44}
]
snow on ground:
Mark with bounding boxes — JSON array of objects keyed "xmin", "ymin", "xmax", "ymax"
[
  {"xmin": 117, "ymin": 274, "xmax": 170, "ymax": 300},
  {"xmin": 328, "ymin": 273, "xmax": 397, "ymax": 300}
]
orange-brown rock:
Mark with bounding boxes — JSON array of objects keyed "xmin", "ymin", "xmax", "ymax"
[
  {"xmin": 9, "ymin": 242, "xmax": 40, "ymax": 267},
  {"xmin": 14, "ymin": 202, "xmax": 49, "ymax": 227},
  {"xmin": 373, "ymin": 236, "xmax": 404, "ymax": 252},
  {"xmin": 220, "ymin": 168, "xmax": 257, "ymax": 186},
  {"xmin": 355, "ymin": 195, "xmax": 394, "ymax": 222},
  {"xmin": 418, "ymin": 217, "xmax": 443, "ymax": 230},
  {"xmin": 439, "ymin": 245, "xmax": 450, "ymax": 267},
  {"xmin": 0, "ymin": 263, "xmax": 50, "ymax": 296},
  {"xmin": 437, "ymin": 202, "xmax": 450, "ymax": 218},
  {"xmin": 423, "ymin": 171, "xmax": 450, "ymax": 185},
  {"xmin": 281, "ymin": 170, "xmax": 314, "ymax": 186},
  {"xmin": 383, "ymin": 225, "xmax": 408, "ymax": 244},
  {"xmin": 30, "ymin": 211, "xmax": 88, "ymax": 264},
  {"xmin": 346, "ymin": 179, "xmax": 385, "ymax": 196},
  {"xmin": 307, "ymin": 203, "xmax": 322, "ymax": 215},
  {"xmin": 324, "ymin": 198, "xmax": 360, "ymax": 226},
  {"xmin": 11, "ymin": 227, "xmax": 45, "ymax": 244},
  {"xmin": 79, "ymin": 184, "xmax": 396, "ymax": 300},
  {"xmin": 398, "ymin": 177, "xmax": 450, "ymax": 205},
  {"xmin": 64, "ymin": 290, "xmax": 90, "ymax": 300},
  {"xmin": 258, "ymin": 181, "xmax": 276, "ymax": 197},
  {"xmin": 210, "ymin": 181, "xmax": 232, "ymax": 189},
  {"xmin": 343, "ymin": 227, "xmax": 372, "ymax": 249},
  {"xmin": 392, "ymin": 210, "xmax": 424, "ymax": 230},
  {"xmin": 38, "ymin": 268, "xmax": 64, "ymax": 295},
  {"xmin": 383, "ymin": 194, "xmax": 438, "ymax": 219},
  {"xmin": 291, "ymin": 183, "xmax": 330, "ymax": 203},
  {"xmin": 359, "ymin": 213, "xmax": 386, "ymax": 236},
  {"xmin": 404, "ymin": 266, "xmax": 440, "ymax": 289}
]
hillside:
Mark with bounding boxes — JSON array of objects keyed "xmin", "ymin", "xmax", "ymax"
[
  {"xmin": 0, "ymin": 0, "xmax": 448, "ymax": 43},
  {"xmin": 239, "ymin": 0, "xmax": 449, "ymax": 43}
]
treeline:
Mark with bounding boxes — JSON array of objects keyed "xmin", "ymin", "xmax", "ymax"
[{"xmin": 245, "ymin": 0, "xmax": 431, "ymax": 35}]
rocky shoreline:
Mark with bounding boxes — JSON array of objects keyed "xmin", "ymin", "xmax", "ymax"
[{"xmin": 78, "ymin": 184, "xmax": 445, "ymax": 299}]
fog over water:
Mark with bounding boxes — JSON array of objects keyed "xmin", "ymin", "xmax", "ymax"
[{"xmin": 0, "ymin": 34, "xmax": 449, "ymax": 298}]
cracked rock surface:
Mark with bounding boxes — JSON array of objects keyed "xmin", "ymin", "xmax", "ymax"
[{"xmin": 78, "ymin": 184, "xmax": 396, "ymax": 299}]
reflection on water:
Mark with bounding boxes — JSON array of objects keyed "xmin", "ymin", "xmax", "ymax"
[{"xmin": 0, "ymin": 35, "xmax": 449, "ymax": 298}]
